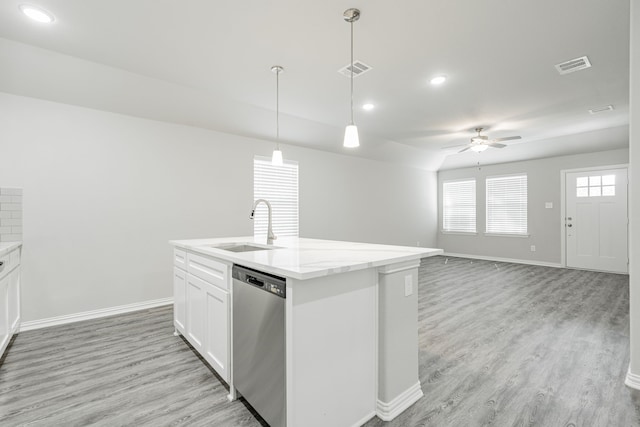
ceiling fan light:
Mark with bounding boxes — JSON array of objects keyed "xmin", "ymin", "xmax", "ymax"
[
  {"xmin": 344, "ymin": 125, "xmax": 360, "ymax": 148},
  {"xmin": 272, "ymin": 148, "xmax": 283, "ymax": 166},
  {"xmin": 470, "ymin": 144, "xmax": 488, "ymax": 153},
  {"xmin": 19, "ymin": 4, "xmax": 55, "ymax": 23}
]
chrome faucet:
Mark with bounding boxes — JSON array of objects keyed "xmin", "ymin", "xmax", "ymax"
[{"xmin": 250, "ymin": 199, "xmax": 277, "ymax": 245}]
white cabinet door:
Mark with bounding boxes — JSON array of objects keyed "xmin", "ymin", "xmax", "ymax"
[
  {"xmin": 7, "ymin": 269, "xmax": 20, "ymax": 333},
  {"xmin": 204, "ymin": 282, "xmax": 229, "ymax": 382},
  {"xmin": 0, "ymin": 275, "xmax": 8, "ymax": 355},
  {"xmin": 173, "ymin": 267, "xmax": 186, "ymax": 334},
  {"xmin": 186, "ymin": 274, "xmax": 206, "ymax": 351},
  {"xmin": 175, "ymin": 250, "xmax": 231, "ymax": 383}
]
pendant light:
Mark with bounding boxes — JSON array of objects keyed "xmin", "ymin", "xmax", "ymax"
[
  {"xmin": 343, "ymin": 8, "xmax": 360, "ymax": 148},
  {"xmin": 271, "ymin": 65, "xmax": 284, "ymax": 166}
]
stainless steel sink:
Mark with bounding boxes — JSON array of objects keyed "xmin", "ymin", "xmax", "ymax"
[{"xmin": 208, "ymin": 243, "xmax": 278, "ymax": 253}]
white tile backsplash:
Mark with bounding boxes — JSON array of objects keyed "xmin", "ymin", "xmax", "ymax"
[
  {"xmin": 1, "ymin": 218, "xmax": 22, "ymax": 226},
  {"xmin": 0, "ymin": 188, "xmax": 22, "ymax": 242},
  {"xmin": 0, "ymin": 188, "xmax": 22, "ymax": 196},
  {"xmin": 0, "ymin": 203, "xmax": 21, "ymax": 211}
]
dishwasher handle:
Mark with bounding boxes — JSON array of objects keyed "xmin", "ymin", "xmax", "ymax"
[{"xmin": 246, "ymin": 275, "xmax": 264, "ymax": 288}]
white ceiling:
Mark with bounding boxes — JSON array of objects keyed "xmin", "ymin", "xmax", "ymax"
[{"xmin": 0, "ymin": 0, "xmax": 630, "ymax": 170}]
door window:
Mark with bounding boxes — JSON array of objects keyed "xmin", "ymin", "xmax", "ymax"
[{"xmin": 576, "ymin": 175, "xmax": 615, "ymax": 198}]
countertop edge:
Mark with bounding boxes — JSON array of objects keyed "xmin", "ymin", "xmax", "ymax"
[
  {"xmin": 0, "ymin": 241, "xmax": 22, "ymax": 256},
  {"xmin": 170, "ymin": 238, "xmax": 443, "ymax": 280}
]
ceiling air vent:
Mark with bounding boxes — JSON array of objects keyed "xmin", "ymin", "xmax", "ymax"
[
  {"xmin": 555, "ymin": 56, "xmax": 591, "ymax": 75},
  {"xmin": 338, "ymin": 60, "xmax": 372, "ymax": 78},
  {"xmin": 589, "ymin": 105, "xmax": 614, "ymax": 114}
]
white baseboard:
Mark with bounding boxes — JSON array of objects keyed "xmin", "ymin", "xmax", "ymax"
[
  {"xmin": 376, "ymin": 382, "xmax": 423, "ymax": 422},
  {"xmin": 350, "ymin": 411, "xmax": 377, "ymax": 427},
  {"xmin": 626, "ymin": 367, "xmax": 640, "ymax": 390},
  {"xmin": 442, "ymin": 252, "xmax": 563, "ymax": 268},
  {"xmin": 19, "ymin": 297, "xmax": 173, "ymax": 332}
]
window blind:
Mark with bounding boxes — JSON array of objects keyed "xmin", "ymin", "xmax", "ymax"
[
  {"xmin": 253, "ymin": 157, "xmax": 299, "ymax": 238},
  {"xmin": 486, "ymin": 174, "xmax": 528, "ymax": 235},
  {"xmin": 442, "ymin": 179, "xmax": 476, "ymax": 233}
]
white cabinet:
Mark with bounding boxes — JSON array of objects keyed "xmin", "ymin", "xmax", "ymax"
[
  {"xmin": 173, "ymin": 247, "xmax": 230, "ymax": 383},
  {"xmin": 0, "ymin": 277, "xmax": 8, "ymax": 354},
  {"xmin": 1, "ymin": 245, "xmax": 21, "ymax": 358},
  {"xmin": 203, "ymin": 281, "xmax": 229, "ymax": 380},
  {"xmin": 186, "ymin": 273, "xmax": 206, "ymax": 351},
  {"xmin": 7, "ymin": 269, "xmax": 20, "ymax": 333},
  {"xmin": 173, "ymin": 267, "xmax": 186, "ymax": 334}
]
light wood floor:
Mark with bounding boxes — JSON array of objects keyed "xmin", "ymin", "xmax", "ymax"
[{"xmin": 1, "ymin": 256, "xmax": 639, "ymax": 426}]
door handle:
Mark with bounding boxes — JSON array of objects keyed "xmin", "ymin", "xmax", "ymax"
[{"xmin": 567, "ymin": 224, "xmax": 573, "ymax": 228}]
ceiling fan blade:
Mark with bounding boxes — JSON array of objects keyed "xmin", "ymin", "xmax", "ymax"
[
  {"xmin": 458, "ymin": 146, "xmax": 472, "ymax": 153},
  {"xmin": 488, "ymin": 142, "xmax": 506, "ymax": 148},
  {"xmin": 492, "ymin": 136, "xmax": 521, "ymax": 143}
]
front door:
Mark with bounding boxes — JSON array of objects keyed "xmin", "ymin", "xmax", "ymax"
[{"xmin": 565, "ymin": 168, "xmax": 628, "ymax": 273}]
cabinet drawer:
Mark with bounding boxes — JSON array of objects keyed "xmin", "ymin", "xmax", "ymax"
[
  {"xmin": 0, "ymin": 252, "xmax": 10, "ymax": 280},
  {"xmin": 0, "ymin": 249, "xmax": 14, "ymax": 278},
  {"xmin": 187, "ymin": 252, "xmax": 229, "ymax": 290},
  {"xmin": 10, "ymin": 248, "xmax": 20, "ymax": 267},
  {"xmin": 174, "ymin": 248, "xmax": 187, "ymax": 270}
]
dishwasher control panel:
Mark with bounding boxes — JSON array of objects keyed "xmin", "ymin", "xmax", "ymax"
[{"xmin": 232, "ymin": 265, "xmax": 286, "ymax": 298}]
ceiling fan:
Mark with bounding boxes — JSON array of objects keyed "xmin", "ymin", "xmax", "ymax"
[{"xmin": 455, "ymin": 128, "xmax": 521, "ymax": 153}]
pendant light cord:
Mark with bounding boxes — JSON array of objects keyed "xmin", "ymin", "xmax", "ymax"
[
  {"xmin": 350, "ymin": 20, "xmax": 354, "ymax": 125},
  {"xmin": 276, "ymin": 68, "xmax": 280, "ymax": 149}
]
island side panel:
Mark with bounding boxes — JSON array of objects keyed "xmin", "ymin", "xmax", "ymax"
[
  {"xmin": 376, "ymin": 260, "xmax": 423, "ymax": 420},
  {"xmin": 287, "ymin": 268, "xmax": 377, "ymax": 427}
]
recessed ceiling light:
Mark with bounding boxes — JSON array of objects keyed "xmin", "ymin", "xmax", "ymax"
[
  {"xmin": 19, "ymin": 4, "xmax": 55, "ymax": 23},
  {"xmin": 430, "ymin": 75, "xmax": 447, "ymax": 85},
  {"xmin": 362, "ymin": 103, "xmax": 375, "ymax": 111}
]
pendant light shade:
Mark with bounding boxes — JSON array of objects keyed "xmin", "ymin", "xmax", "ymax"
[
  {"xmin": 343, "ymin": 8, "xmax": 360, "ymax": 148},
  {"xmin": 271, "ymin": 148, "xmax": 283, "ymax": 165},
  {"xmin": 271, "ymin": 65, "xmax": 284, "ymax": 165},
  {"xmin": 343, "ymin": 125, "xmax": 359, "ymax": 148}
]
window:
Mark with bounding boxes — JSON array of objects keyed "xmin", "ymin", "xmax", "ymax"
[
  {"xmin": 576, "ymin": 174, "xmax": 615, "ymax": 197},
  {"xmin": 486, "ymin": 174, "xmax": 528, "ymax": 235},
  {"xmin": 253, "ymin": 156, "xmax": 299, "ymax": 238},
  {"xmin": 442, "ymin": 179, "xmax": 476, "ymax": 233}
]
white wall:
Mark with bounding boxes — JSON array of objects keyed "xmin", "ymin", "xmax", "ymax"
[
  {"xmin": 437, "ymin": 149, "xmax": 629, "ymax": 264},
  {"xmin": 0, "ymin": 92, "xmax": 437, "ymax": 322},
  {"xmin": 628, "ymin": 0, "xmax": 640, "ymax": 385}
]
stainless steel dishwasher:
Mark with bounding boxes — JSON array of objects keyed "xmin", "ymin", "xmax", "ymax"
[{"xmin": 232, "ymin": 264, "xmax": 286, "ymax": 427}]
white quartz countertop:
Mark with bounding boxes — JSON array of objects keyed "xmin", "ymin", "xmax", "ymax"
[
  {"xmin": 170, "ymin": 236, "xmax": 443, "ymax": 280},
  {"xmin": 0, "ymin": 241, "xmax": 21, "ymax": 256}
]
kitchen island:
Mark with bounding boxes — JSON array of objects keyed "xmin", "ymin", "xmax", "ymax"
[{"xmin": 170, "ymin": 236, "xmax": 442, "ymax": 427}]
